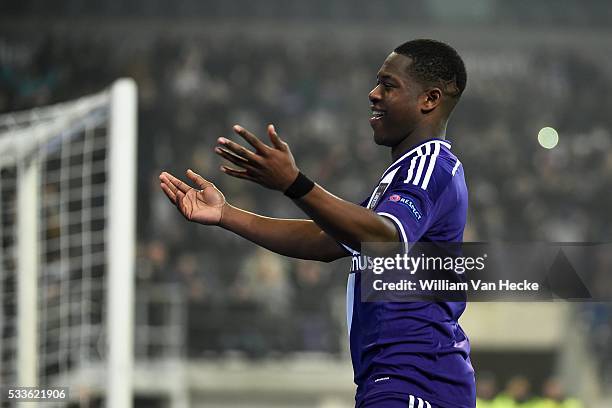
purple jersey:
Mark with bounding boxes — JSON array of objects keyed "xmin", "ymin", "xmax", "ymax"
[{"xmin": 342, "ymin": 139, "xmax": 475, "ymax": 408}]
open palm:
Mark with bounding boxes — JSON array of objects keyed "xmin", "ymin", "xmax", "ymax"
[{"xmin": 159, "ymin": 169, "xmax": 225, "ymax": 225}]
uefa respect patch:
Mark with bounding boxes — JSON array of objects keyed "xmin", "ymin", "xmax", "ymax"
[{"xmin": 388, "ymin": 194, "xmax": 422, "ymax": 221}]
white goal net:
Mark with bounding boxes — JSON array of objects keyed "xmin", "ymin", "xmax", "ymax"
[{"xmin": 0, "ymin": 79, "xmax": 137, "ymax": 408}]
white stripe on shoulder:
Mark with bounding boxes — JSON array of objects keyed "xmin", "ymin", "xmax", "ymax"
[
  {"xmin": 420, "ymin": 142, "xmax": 441, "ymax": 189},
  {"xmin": 382, "ymin": 139, "xmax": 451, "ymax": 179},
  {"xmin": 404, "ymin": 146, "xmax": 424, "ymax": 184},
  {"xmin": 380, "ymin": 166, "xmax": 400, "ymax": 184},
  {"xmin": 408, "ymin": 395, "xmax": 415, "ymax": 408},
  {"xmin": 417, "ymin": 397, "xmax": 424, "ymax": 408},
  {"xmin": 452, "ymin": 159, "xmax": 462, "ymax": 176},
  {"xmin": 411, "ymin": 143, "xmax": 431, "ymax": 187}
]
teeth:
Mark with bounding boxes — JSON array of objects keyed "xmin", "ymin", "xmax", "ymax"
[{"xmin": 372, "ymin": 110, "xmax": 385, "ymax": 117}]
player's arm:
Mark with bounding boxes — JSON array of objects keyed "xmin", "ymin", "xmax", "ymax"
[
  {"xmin": 159, "ymin": 170, "xmax": 348, "ymax": 262},
  {"xmin": 215, "ymin": 124, "xmax": 399, "ymax": 250},
  {"xmin": 291, "ymin": 184, "xmax": 398, "ymax": 251},
  {"xmin": 221, "ymin": 205, "xmax": 348, "ymax": 261}
]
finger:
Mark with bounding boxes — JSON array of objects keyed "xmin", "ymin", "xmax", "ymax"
[
  {"xmin": 160, "ymin": 174, "xmax": 183, "ymax": 198},
  {"xmin": 215, "ymin": 145, "xmax": 249, "ymax": 163},
  {"xmin": 160, "ymin": 182, "xmax": 177, "ymax": 204},
  {"xmin": 220, "ymin": 165, "xmax": 257, "ymax": 182},
  {"xmin": 159, "ymin": 174, "xmax": 178, "ymax": 195},
  {"xmin": 217, "ymin": 137, "xmax": 261, "ymax": 164},
  {"xmin": 161, "ymin": 171, "xmax": 192, "ymax": 194},
  {"xmin": 186, "ymin": 169, "xmax": 214, "ymax": 190},
  {"xmin": 174, "ymin": 189, "xmax": 191, "ymax": 219},
  {"xmin": 233, "ymin": 125, "xmax": 268, "ymax": 152},
  {"xmin": 267, "ymin": 124, "xmax": 285, "ymax": 150},
  {"xmin": 215, "ymin": 146, "xmax": 257, "ymax": 170}
]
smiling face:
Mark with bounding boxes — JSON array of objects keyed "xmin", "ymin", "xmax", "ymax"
[{"xmin": 369, "ymin": 52, "xmax": 425, "ymax": 147}]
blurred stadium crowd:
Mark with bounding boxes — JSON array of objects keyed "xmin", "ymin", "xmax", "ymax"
[
  {"xmin": 2, "ymin": 0, "xmax": 612, "ymax": 27},
  {"xmin": 1, "ymin": 22, "xmax": 611, "ymax": 403},
  {"xmin": 476, "ymin": 375, "xmax": 583, "ymax": 408}
]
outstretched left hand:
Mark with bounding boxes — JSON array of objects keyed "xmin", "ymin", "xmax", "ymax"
[{"xmin": 215, "ymin": 124, "xmax": 300, "ymax": 191}]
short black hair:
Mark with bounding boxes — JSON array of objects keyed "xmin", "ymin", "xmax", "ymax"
[{"xmin": 393, "ymin": 39, "xmax": 467, "ymax": 98}]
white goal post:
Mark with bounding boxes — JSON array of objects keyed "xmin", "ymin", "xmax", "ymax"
[
  {"xmin": 0, "ymin": 79, "xmax": 137, "ymax": 408},
  {"xmin": 107, "ymin": 79, "xmax": 137, "ymax": 408}
]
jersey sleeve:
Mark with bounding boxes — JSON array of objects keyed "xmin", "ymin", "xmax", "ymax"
[
  {"xmin": 375, "ymin": 184, "xmax": 434, "ymax": 243},
  {"xmin": 375, "ymin": 149, "xmax": 457, "ymax": 243}
]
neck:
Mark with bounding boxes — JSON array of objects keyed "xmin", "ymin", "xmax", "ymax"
[{"xmin": 391, "ymin": 120, "xmax": 447, "ymax": 162}]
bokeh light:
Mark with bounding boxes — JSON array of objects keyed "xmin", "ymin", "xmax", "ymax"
[{"xmin": 538, "ymin": 127, "xmax": 559, "ymax": 149}]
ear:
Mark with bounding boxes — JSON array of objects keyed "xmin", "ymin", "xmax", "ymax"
[{"xmin": 419, "ymin": 88, "xmax": 442, "ymax": 114}]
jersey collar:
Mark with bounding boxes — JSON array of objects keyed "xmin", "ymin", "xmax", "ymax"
[{"xmin": 380, "ymin": 138, "xmax": 451, "ymax": 180}]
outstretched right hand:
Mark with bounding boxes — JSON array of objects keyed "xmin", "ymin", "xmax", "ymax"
[{"xmin": 159, "ymin": 169, "xmax": 226, "ymax": 225}]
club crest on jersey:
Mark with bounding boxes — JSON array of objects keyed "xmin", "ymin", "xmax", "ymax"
[{"xmin": 388, "ymin": 194, "xmax": 422, "ymax": 221}]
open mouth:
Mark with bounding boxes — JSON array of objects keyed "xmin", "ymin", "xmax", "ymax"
[{"xmin": 370, "ymin": 109, "xmax": 386, "ymax": 122}]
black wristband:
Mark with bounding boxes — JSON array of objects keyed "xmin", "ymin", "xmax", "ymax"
[{"xmin": 284, "ymin": 172, "xmax": 315, "ymax": 199}]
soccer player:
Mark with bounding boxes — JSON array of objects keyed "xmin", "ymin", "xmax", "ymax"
[{"xmin": 159, "ymin": 39, "xmax": 474, "ymax": 408}]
